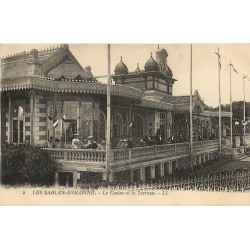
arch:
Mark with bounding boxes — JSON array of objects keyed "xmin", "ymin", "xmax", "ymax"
[{"xmin": 111, "ymin": 113, "xmax": 123, "ymax": 138}]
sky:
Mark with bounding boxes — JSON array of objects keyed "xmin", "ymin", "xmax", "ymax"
[{"xmin": 1, "ymin": 43, "xmax": 250, "ymax": 108}]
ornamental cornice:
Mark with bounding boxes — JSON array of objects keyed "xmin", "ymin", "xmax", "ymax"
[{"xmin": 0, "ymin": 76, "xmax": 142, "ymax": 101}]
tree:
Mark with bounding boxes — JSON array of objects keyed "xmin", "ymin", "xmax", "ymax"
[{"xmin": 1, "ymin": 144, "xmax": 56, "ymax": 186}]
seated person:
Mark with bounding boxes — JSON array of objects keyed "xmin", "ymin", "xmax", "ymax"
[
  {"xmin": 71, "ymin": 134, "xmax": 80, "ymax": 149},
  {"xmin": 117, "ymin": 139, "xmax": 128, "ymax": 149},
  {"xmin": 97, "ymin": 138, "xmax": 106, "ymax": 150},
  {"xmin": 178, "ymin": 134, "xmax": 184, "ymax": 143},
  {"xmin": 168, "ymin": 134, "xmax": 178, "ymax": 143},
  {"xmin": 155, "ymin": 129, "xmax": 164, "ymax": 145},
  {"xmin": 86, "ymin": 135, "xmax": 98, "ymax": 149}
]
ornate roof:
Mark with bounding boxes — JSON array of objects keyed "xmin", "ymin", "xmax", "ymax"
[
  {"xmin": 1, "ymin": 44, "xmax": 94, "ymax": 81},
  {"xmin": 144, "ymin": 53, "xmax": 159, "ymax": 72},
  {"xmin": 114, "ymin": 57, "xmax": 128, "ymax": 75},
  {"xmin": 0, "ymin": 75, "xmax": 142, "ymax": 101}
]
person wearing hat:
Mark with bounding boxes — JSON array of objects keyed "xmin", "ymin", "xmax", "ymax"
[
  {"xmin": 72, "ymin": 134, "xmax": 80, "ymax": 149},
  {"xmin": 86, "ymin": 135, "xmax": 98, "ymax": 149}
]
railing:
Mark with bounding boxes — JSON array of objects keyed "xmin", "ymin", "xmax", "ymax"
[
  {"xmin": 45, "ymin": 140, "xmax": 219, "ymax": 166},
  {"xmin": 46, "ymin": 148, "xmax": 106, "ymax": 162}
]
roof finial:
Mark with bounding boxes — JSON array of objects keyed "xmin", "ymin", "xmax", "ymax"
[
  {"xmin": 158, "ymin": 44, "xmax": 160, "ymax": 50},
  {"xmin": 137, "ymin": 63, "xmax": 139, "ymax": 68},
  {"xmin": 121, "ymin": 56, "xmax": 123, "ymax": 62},
  {"xmin": 151, "ymin": 52, "xmax": 153, "ymax": 57}
]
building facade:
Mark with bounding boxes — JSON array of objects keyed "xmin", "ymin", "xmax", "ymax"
[{"xmin": 1, "ymin": 44, "xmax": 231, "ymax": 186}]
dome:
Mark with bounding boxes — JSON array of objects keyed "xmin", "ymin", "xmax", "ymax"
[
  {"xmin": 114, "ymin": 57, "xmax": 128, "ymax": 75},
  {"xmin": 144, "ymin": 53, "xmax": 159, "ymax": 72}
]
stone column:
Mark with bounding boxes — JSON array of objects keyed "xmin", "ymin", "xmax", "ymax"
[
  {"xmin": 203, "ymin": 154, "xmax": 206, "ymax": 163},
  {"xmin": 150, "ymin": 165, "xmax": 155, "ymax": 179},
  {"xmin": 168, "ymin": 162, "xmax": 173, "ymax": 175},
  {"xmin": 160, "ymin": 163, "xmax": 164, "ymax": 177},
  {"xmin": 65, "ymin": 173, "xmax": 69, "ymax": 187},
  {"xmin": 140, "ymin": 167, "xmax": 145, "ymax": 182},
  {"xmin": 109, "ymin": 172, "xmax": 114, "ymax": 182},
  {"xmin": 29, "ymin": 91, "xmax": 35, "ymax": 145},
  {"xmin": 175, "ymin": 159, "xmax": 179, "ymax": 169},
  {"xmin": 102, "ymin": 172, "xmax": 108, "ymax": 181},
  {"xmin": 55, "ymin": 172, "xmax": 59, "ymax": 187},
  {"xmin": 130, "ymin": 170, "xmax": 134, "ymax": 183},
  {"xmin": 198, "ymin": 155, "xmax": 202, "ymax": 164},
  {"xmin": 73, "ymin": 171, "xmax": 78, "ymax": 187}
]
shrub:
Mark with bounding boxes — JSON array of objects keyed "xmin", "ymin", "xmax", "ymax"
[{"xmin": 1, "ymin": 143, "xmax": 56, "ymax": 186}]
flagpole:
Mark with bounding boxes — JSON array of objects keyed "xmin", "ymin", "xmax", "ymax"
[
  {"xmin": 243, "ymin": 73, "xmax": 246, "ymax": 153},
  {"xmin": 106, "ymin": 44, "xmax": 111, "ymax": 182},
  {"xmin": 190, "ymin": 44, "xmax": 193, "ymax": 171},
  {"xmin": 217, "ymin": 48, "xmax": 222, "ymax": 160},
  {"xmin": 229, "ymin": 60, "xmax": 233, "ymax": 147}
]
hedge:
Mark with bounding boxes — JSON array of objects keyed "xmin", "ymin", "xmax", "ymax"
[{"xmin": 1, "ymin": 144, "xmax": 56, "ymax": 186}]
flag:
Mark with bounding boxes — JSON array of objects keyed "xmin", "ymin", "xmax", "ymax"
[
  {"xmin": 53, "ymin": 120, "xmax": 59, "ymax": 128},
  {"xmin": 215, "ymin": 52, "xmax": 221, "ymax": 69},
  {"xmin": 243, "ymin": 74, "xmax": 248, "ymax": 79},
  {"xmin": 48, "ymin": 112, "xmax": 53, "ymax": 121},
  {"xmin": 62, "ymin": 114, "xmax": 67, "ymax": 122},
  {"xmin": 231, "ymin": 64, "xmax": 238, "ymax": 73}
]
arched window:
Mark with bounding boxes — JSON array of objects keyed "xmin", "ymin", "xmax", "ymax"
[
  {"xmin": 99, "ymin": 111, "xmax": 106, "ymax": 139},
  {"xmin": 12, "ymin": 106, "xmax": 24, "ymax": 143},
  {"xmin": 112, "ymin": 114, "xmax": 123, "ymax": 138},
  {"xmin": 133, "ymin": 113, "xmax": 144, "ymax": 138}
]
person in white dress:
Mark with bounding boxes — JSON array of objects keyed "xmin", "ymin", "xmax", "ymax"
[{"xmin": 72, "ymin": 134, "xmax": 80, "ymax": 149}]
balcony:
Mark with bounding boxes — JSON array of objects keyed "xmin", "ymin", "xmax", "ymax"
[{"xmin": 46, "ymin": 140, "xmax": 220, "ymax": 172}]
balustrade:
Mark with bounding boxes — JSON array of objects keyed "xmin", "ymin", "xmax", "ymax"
[{"xmin": 45, "ymin": 140, "xmax": 219, "ymax": 167}]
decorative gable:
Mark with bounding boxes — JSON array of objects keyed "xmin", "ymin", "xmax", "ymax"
[{"xmin": 46, "ymin": 55, "xmax": 91, "ymax": 80}]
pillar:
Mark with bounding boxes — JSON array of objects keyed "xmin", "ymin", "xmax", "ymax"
[
  {"xmin": 193, "ymin": 155, "xmax": 197, "ymax": 166},
  {"xmin": 176, "ymin": 159, "xmax": 179, "ymax": 169},
  {"xmin": 130, "ymin": 170, "xmax": 134, "ymax": 183},
  {"xmin": 55, "ymin": 172, "xmax": 59, "ymax": 187},
  {"xmin": 160, "ymin": 163, "xmax": 164, "ymax": 177},
  {"xmin": 150, "ymin": 165, "xmax": 155, "ymax": 179},
  {"xmin": 29, "ymin": 91, "xmax": 35, "ymax": 145},
  {"xmin": 140, "ymin": 167, "xmax": 145, "ymax": 182},
  {"xmin": 102, "ymin": 172, "xmax": 108, "ymax": 181},
  {"xmin": 73, "ymin": 171, "xmax": 78, "ymax": 187},
  {"xmin": 8, "ymin": 94, "xmax": 12, "ymax": 143},
  {"xmin": 198, "ymin": 155, "xmax": 202, "ymax": 164},
  {"xmin": 203, "ymin": 154, "xmax": 206, "ymax": 163},
  {"xmin": 168, "ymin": 162, "xmax": 173, "ymax": 175},
  {"xmin": 65, "ymin": 173, "xmax": 69, "ymax": 187},
  {"xmin": 109, "ymin": 172, "xmax": 114, "ymax": 182}
]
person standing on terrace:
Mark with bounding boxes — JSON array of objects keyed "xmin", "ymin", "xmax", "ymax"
[{"xmin": 72, "ymin": 134, "xmax": 80, "ymax": 149}]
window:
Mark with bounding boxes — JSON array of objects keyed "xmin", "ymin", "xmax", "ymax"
[
  {"xmin": 65, "ymin": 119, "xmax": 77, "ymax": 142},
  {"xmin": 112, "ymin": 114, "xmax": 123, "ymax": 138},
  {"xmin": 133, "ymin": 114, "xmax": 144, "ymax": 138},
  {"xmin": 12, "ymin": 106, "xmax": 24, "ymax": 143},
  {"xmin": 99, "ymin": 112, "xmax": 106, "ymax": 139}
]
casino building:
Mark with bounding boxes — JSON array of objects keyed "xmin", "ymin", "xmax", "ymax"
[{"xmin": 1, "ymin": 44, "xmax": 231, "ymax": 186}]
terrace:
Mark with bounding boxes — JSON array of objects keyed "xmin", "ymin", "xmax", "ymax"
[{"xmin": 46, "ymin": 140, "xmax": 220, "ymax": 175}]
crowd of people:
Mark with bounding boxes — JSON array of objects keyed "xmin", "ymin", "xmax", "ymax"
[
  {"xmin": 70, "ymin": 129, "xmax": 218, "ymax": 150},
  {"xmin": 71, "ymin": 134, "xmax": 104, "ymax": 150}
]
